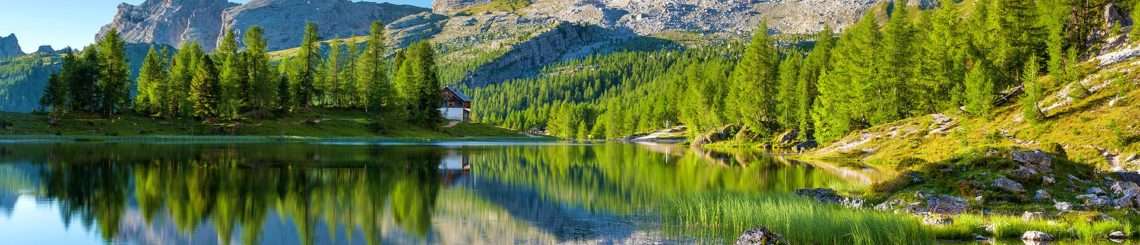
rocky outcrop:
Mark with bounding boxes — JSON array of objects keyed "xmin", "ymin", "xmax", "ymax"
[
  {"xmin": 433, "ymin": 0, "xmax": 491, "ymax": 14},
  {"xmin": 523, "ymin": 0, "xmax": 888, "ymax": 36},
  {"xmin": 387, "ymin": 12, "xmax": 449, "ymax": 48},
  {"xmin": 97, "ymin": 0, "xmax": 235, "ymax": 51},
  {"xmin": 98, "ymin": 0, "xmax": 427, "ymax": 51},
  {"xmin": 1022, "ymin": 231, "xmax": 1054, "ymax": 242},
  {"xmin": 0, "ymin": 34, "xmax": 23, "ymax": 58},
  {"xmin": 735, "ymin": 227, "xmax": 786, "ymax": 245},
  {"xmin": 795, "ymin": 188, "xmax": 864, "ymax": 208},
  {"xmin": 221, "ymin": 0, "xmax": 427, "ymax": 51},
  {"xmin": 34, "ymin": 45, "xmax": 55, "ymax": 55}
]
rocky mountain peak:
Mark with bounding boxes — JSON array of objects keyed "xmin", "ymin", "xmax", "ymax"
[
  {"xmin": 98, "ymin": 0, "xmax": 427, "ymax": 51},
  {"xmin": 0, "ymin": 34, "xmax": 24, "ymax": 58}
]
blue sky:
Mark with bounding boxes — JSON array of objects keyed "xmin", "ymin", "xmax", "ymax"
[{"xmin": 0, "ymin": 0, "xmax": 432, "ymax": 53}]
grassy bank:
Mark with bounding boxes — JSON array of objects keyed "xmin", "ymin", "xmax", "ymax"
[
  {"xmin": 661, "ymin": 193, "xmax": 931, "ymax": 244},
  {"xmin": 0, "ymin": 110, "xmax": 547, "ymax": 141}
]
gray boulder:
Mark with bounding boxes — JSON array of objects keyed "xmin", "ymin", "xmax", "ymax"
[
  {"xmin": 1022, "ymin": 211, "xmax": 1046, "ymax": 221},
  {"xmin": 386, "ymin": 12, "xmax": 448, "ymax": 48},
  {"xmin": 993, "ymin": 177, "xmax": 1026, "ymax": 193},
  {"xmin": 1078, "ymin": 194, "xmax": 1112, "ymax": 208},
  {"xmin": 794, "ymin": 188, "xmax": 863, "ymax": 208},
  {"xmin": 735, "ymin": 227, "xmax": 786, "ymax": 245},
  {"xmin": 1022, "ymin": 231, "xmax": 1054, "ymax": 242},
  {"xmin": 1109, "ymin": 230, "xmax": 1128, "ymax": 240},
  {"xmin": 692, "ymin": 125, "xmax": 741, "ymax": 148},
  {"xmin": 1055, "ymin": 201, "xmax": 1073, "ymax": 212},
  {"xmin": 922, "ymin": 194, "xmax": 969, "ymax": 214},
  {"xmin": 1034, "ymin": 189, "xmax": 1051, "ymax": 201}
]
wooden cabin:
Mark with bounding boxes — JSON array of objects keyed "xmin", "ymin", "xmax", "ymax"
[{"xmin": 439, "ymin": 86, "xmax": 471, "ymax": 122}]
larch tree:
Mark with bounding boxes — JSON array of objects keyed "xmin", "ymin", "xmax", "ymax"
[
  {"xmin": 775, "ymin": 50, "xmax": 802, "ymax": 129},
  {"xmin": 729, "ymin": 21, "xmax": 780, "ymax": 135},
  {"xmin": 294, "ymin": 22, "xmax": 320, "ymax": 109},
  {"xmin": 97, "ymin": 28, "xmax": 131, "ymax": 117},
  {"xmin": 1021, "ymin": 54, "xmax": 1043, "ymax": 123},
  {"xmin": 191, "ymin": 56, "xmax": 221, "ymax": 121},
  {"xmin": 135, "ymin": 46, "xmax": 168, "ymax": 115},
  {"xmin": 813, "ymin": 12, "xmax": 879, "ymax": 143},
  {"xmin": 357, "ymin": 21, "xmax": 392, "ymax": 114},
  {"xmin": 244, "ymin": 26, "xmax": 275, "ymax": 114}
]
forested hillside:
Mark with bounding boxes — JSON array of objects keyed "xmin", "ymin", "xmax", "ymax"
[
  {"xmin": 0, "ymin": 55, "xmax": 59, "ymax": 112},
  {"xmin": 467, "ymin": 0, "xmax": 1122, "ymax": 146}
]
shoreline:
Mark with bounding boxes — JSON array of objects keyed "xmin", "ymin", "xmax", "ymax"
[{"xmin": 0, "ymin": 134, "xmax": 560, "ymax": 144}]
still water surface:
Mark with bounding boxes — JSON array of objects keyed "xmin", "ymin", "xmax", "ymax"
[{"xmin": 0, "ymin": 142, "xmax": 859, "ymax": 244}]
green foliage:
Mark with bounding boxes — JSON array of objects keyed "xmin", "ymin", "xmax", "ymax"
[
  {"xmin": 1021, "ymin": 54, "xmax": 1043, "ymax": 123},
  {"xmin": 813, "ymin": 12, "xmax": 879, "ymax": 142},
  {"xmin": 190, "ymin": 56, "xmax": 220, "ymax": 120},
  {"xmin": 97, "ymin": 29, "xmax": 131, "ymax": 116},
  {"xmin": 294, "ymin": 22, "xmax": 321, "ymax": 108},
  {"xmin": 357, "ymin": 22, "xmax": 394, "ymax": 115},
  {"xmin": 244, "ymin": 26, "xmax": 276, "ymax": 114},
  {"xmin": 729, "ymin": 21, "xmax": 780, "ymax": 135},
  {"xmin": 39, "ymin": 73, "xmax": 66, "ymax": 114},
  {"xmin": 134, "ymin": 46, "xmax": 168, "ymax": 115},
  {"xmin": 964, "ymin": 64, "xmax": 995, "ymax": 117},
  {"xmin": 775, "ymin": 50, "xmax": 803, "ymax": 129}
]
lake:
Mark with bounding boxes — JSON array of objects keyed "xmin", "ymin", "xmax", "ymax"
[{"xmin": 0, "ymin": 142, "xmax": 877, "ymax": 244}]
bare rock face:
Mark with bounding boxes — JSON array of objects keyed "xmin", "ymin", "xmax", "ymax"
[
  {"xmin": 434, "ymin": 0, "xmax": 491, "ymax": 14},
  {"xmin": 522, "ymin": 0, "xmax": 885, "ymax": 36},
  {"xmin": 97, "ymin": 0, "xmax": 235, "ymax": 51},
  {"xmin": 221, "ymin": 0, "xmax": 428, "ymax": 51},
  {"xmin": 98, "ymin": 0, "xmax": 427, "ymax": 51},
  {"xmin": 387, "ymin": 12, "xmax": 449, "ymax": 48},
  {"xmin": 0, "ymin": 34, "xmax": 24, "ymax": 58}
]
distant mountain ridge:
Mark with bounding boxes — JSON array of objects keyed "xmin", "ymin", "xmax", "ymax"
[
  {"xmin": 0, "ymin": 34, "xmax": 22, "ymax": 59},
  {"xmin": 97, "ymin": 0, "xmax": 429, "ymax": 51}
]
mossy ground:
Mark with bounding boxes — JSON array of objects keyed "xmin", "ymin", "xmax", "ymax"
[{"xmin": 0, "ymin": 109, "xmax": 529, "ymax": 140}]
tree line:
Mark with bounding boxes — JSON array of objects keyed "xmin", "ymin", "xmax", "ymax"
[
  {"xmin": 472, "ymin": 0, "xmax": 1106, "ymax": 142},
  {"xmin": 40, "ymin": 22, "xmax": 445, "ymax": 127}
]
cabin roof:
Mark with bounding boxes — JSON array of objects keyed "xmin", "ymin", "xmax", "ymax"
[{"xmin": 444, "ymin": 86, "xmax": 471, "ymax": 102}]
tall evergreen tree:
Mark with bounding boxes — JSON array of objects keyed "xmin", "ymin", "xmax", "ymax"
[
  {"xmin": 1021, "ymin": 54, "xmax": 1043, "ymax": 123},
  {"xmin": 169, "ymin": 42, "xmax": 204, "ymax": 117},
  {"xmin": 357, "ymin": 21, "xmax": 391, "ymax": 114},
  {"xmin": 729, "ymin": 21, "xmax": 780, "ymax": 135},
  {"xmin": 874, "ymin": 0, "xmax": 916, "ymax": 124},
  {"xmin": 63, "ymin": 49, "xmax": 100, "ymax": 113},
  {"xmin": 218, "ymin": 29, "xmax": 246, "ymax": 120},
  {"xmin": 775, "ymin": 51, "xmax": 802, "ymax": 129},
  {"xmin": 965, "ymin": 64, "xmax": 995, "ymax": 117},
  {"xmin": 918, "ymin": 2, "xmax": 968, "ymax": 111},
  {"xmin": 323, "ymin": 39, "xmax": 343, "ymax": 107},
  {"xmin": 244, "ymin": 26, "xmax": 275, "ymax": 113},
  {"xmin": 813, "ymin": 12, "xmax": 879, "ymax": 142},
  {"xmin": 97, "ymin": 28, "xmax": 131, "ymax": 116},
  {"xmin": 135, "ymin": 46, "xmax": 168, "ymax": 115},
  {"xmin": 40, "ymin": 73, "xmax": 67, "ymax": 114},
  {"xmin": 797, "ymin": 26, "xmax": 833, "ymax": 138},
  {"xmin": 191, "ymin": 56, "xmax": 221, "ymax": 120},
  {"xmin": 294, "ymin": 22, "xmax": 320, "ymax": 109}
]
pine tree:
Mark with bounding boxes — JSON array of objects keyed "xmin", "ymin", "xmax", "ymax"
[
  {"xmin": 357, "ymin": 21, "xmax": 391, "ymax": 114},
  {"xmin": 343, "ymin": 40, "xmax": 358, "ymax": 108},
  {"xmin": 295, "ymin": 23, "xmax": 320, "ymax": 109},
  {"xmin": 218, "ymin": 29, "xmax": 246, "ymax": 120},
  {"xmin": 813, "ymin": 12, "xmax": 879, "ymax": 142},
  {"xmin": 797, "ymin": 26, "xmax": 833, "ymax": 139},
  {"xmin": 135, "ymin": 46, "xmax": 168, "ymax": 115},
  {"xmin": 62, "ymin": 49, "xmax": 100, "ymax": 113},
  {"xmin": 917, "ymin": 2, "xmax": 968, "ymax": 111},
  {"xmin": 1040, "ymin": 0, "xmax": 1068, "ymax": 79},
  {"xmin": 97, "ymin": 28, "xmax": 131, "ymax": 117},
  {"xmin": 874, "ymin": 0, "xmax": 915, "ymax": 124},
  {"xmin": 40, "ymin": 73, "xmax": 67, "ymax": 114},
  {"xmin": 244, "ymin": 26, "xmax": 275, "ymax": 114},
  {"xmin": 191, "ymin": 56, "xmax": 221, "ymax": 120},
  {"xmin": 169, "ymin": 42, "xmax": 204, "ymax": 117},
  {"xmin": 323, "ymin": 39, "xmax": 343, "ymax": 107},
  {"xmin": 1021, "ymin": 54, "xmax": 1043, "ymax": 123},
  {"xmin": 775, "ymin": 51, "xmax": 802, "ymax": 129},
  {"xmin": 729, "ymin": 21, "xmax": 780, "ymax": 135},
  {"xmin": 965, "ymin": 64, "xmax": 995, "ymax": 117}
]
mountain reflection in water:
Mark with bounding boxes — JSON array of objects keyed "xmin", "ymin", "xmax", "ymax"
[{"xmin": 0, "ymin": 143, "xmax": 858, "ymax": 244}]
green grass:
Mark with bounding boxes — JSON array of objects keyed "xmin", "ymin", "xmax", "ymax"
[
  {"xmin": 0, "ymin": 110, "xmax": 539, "ymax": 141},
  {"xmin": 930, "ymin": 213, "xmax": 1132, "ymax": 241},
  {"xmin": 660, "ymin": 193, "xmax": 932, "ymax": 244}
]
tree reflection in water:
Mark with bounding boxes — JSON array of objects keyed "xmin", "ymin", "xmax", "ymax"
[{"xmin": 0, "ymin": 143, "xmax": 857, "ymax": 244}]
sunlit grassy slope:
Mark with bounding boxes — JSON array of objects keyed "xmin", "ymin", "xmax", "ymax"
[{"xmin": 807, "ymin": 53, "xmax": 1139, "ymax": 170}]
